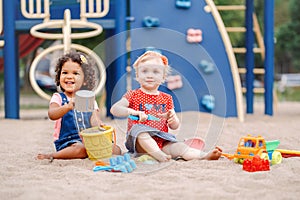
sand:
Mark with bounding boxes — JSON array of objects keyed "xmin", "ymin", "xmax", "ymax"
[{"xmin": 0, "ymin": 101, "xmax": 300, "ymax": 200}]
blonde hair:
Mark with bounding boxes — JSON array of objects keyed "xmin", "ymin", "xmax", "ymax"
[{"xmin": 133, "ymin": 51, "xmax": 171, "ymax": 76}]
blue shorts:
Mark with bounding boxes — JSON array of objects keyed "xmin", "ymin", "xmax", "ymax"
[{"xmin": 54, "ymin": 134, "xmax": 83, "ymax": 151}]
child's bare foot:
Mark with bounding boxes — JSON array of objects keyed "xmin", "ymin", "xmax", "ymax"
[
  {"xmin": 112, "ymin": 145, "xmax": 122, "ymax": 155},
  {"xmin": 36, "ymin": 153, "xmax": 53, "ymax": 160},
  {"xmin": 150, "ymin": 150, "xmax": 172, "ymax": 162},
  {"xmin": 203, "ymin": 147, "xmax": 222, "ymax": 160}
]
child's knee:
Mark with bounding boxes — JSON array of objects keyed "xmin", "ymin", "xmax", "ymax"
[
  {"xmin": 137, "ymin": 132, "xmax": 151, "ymax": 142},
  {"xmin": 73, "ymin": 144, "xmax": 87, "ymax": 157}
]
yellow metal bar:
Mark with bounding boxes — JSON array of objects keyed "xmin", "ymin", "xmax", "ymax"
[
  {"xmin": 21, "ymin": 0, "xmax": 50, "ymax": 20},
  {"xmin": 205, "ymin": 0, "xmax": 244, "ymax": 122},
  {"xmin": 96, "ymin": 0, "xmax": 101, "ymax": 13},
  {"xmin": 89, "ymin": 0, "xmax": 94, "ymax": 14},
  {"xmin": 80, "ymin": 0, "xmax": 110, "ymax": 19},
  {"xmin": 216, "ymin": 5, "xmax": 246, "ymax": 11},
  {"xmin": 36, "ymin": 0, "xmax": 41, "ymax": 14},
  {"xmin": 29, "ymin": 0, "xmax": 34, "ymax": 14},
  {"xmin": 226, "ymin": 27, "xmax": 246, "ymax": 32},
  {"xmin": 253, "ymin": 13, "xmax": 265, "ymax": 60},
  {"xmin": 242, "ymin": 88, "xmax": 265, "ymax": 93},
  {"xmin": 233, "ymin": 47, "xmax": 262, "ymax": 53},
  {"xmin": 238, "ymin": 68, "xmax": 265, "ymax": 74}
]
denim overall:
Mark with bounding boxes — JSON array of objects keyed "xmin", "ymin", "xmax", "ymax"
[{"xmin": 54, "ymin": 93, "xmax": 92, "ymax": 151}]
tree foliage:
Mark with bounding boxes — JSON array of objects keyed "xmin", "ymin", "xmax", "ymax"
[{"xmin": 275, "ymin": 0, "xmax": 300, "ymax": 72}]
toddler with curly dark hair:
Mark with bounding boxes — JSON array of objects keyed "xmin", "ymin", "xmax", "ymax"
[{"xmin": 37, "ymin": 51, "xmax": 121, "ymax": 161}]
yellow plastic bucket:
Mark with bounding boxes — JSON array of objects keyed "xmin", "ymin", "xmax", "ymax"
[{"xmin": 80, "ymin": 126, "xmax": 115, "ymax": 160}]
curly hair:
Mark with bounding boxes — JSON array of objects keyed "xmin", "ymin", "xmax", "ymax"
[{"xmin": 54, "ymin": 51, "xmax": 96, "ymax": 91}]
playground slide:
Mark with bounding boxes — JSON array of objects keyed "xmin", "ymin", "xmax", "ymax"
[{"xmin": 0, "ymin": 34, "xmax": 43, "ymax": 71}]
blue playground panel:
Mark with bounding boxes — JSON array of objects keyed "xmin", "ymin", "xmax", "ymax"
[
  {"xmin": 2, "ymin": 0, "xmax": 274, "ymax": 119},
  {"xmin": 129, "ymin": 0, "xmax": 238, "ymax": 118}
]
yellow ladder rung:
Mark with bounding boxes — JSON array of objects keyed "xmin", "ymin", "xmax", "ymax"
[
  {"xmin": 233, "ymin": 48, "xmax": 246, "ymax": 53},
  {"xmin": 242, "ymin": 87, "xmax": 265, "ymax": 93},
  {"xmin": 253, "ymin": 48, "xmax": 263, "ymax": 53},
  {"xmin": 254, "ymin": 88, "xmax": 265, "ymax": 93},
  {"xmin": 216, "ymin": 5, "xmax": 246, "ymax": 11},
  {"xmin": 238, "ymin": 68, "xmax": 265, "ymax": 74},
  {"xmin": 238, "ymin": 68, "xmax": 246, "ymax": 73},
  {"xmin": 226, "ymin": 27, "xmax": 246, "ymax": 32},
  {"xmin": 233, "ymin": 47, "xmax": 263, "ymax": 54},
  {"xmin": 226, "ymin": 27, "xmax": 260, "ymax": 33}
]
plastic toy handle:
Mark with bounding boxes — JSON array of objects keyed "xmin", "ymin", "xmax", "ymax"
[
  {"xmin": 128, "ymin": 115, "xmax": 139, "ymax": 120},
  {"xmin": 95, "ymin": 160, "xmax": 110, "ymax": 166},
  {"xmin": 93, "ymin": 166, "xmax": 113, "ymax": 172},
  {"xmin": 128, "ymin": 114, "xmax": 160, "ymax": 121},
  {"xmin": 221, "ymin": 153, "xmax": 234, "ymax": 160}
]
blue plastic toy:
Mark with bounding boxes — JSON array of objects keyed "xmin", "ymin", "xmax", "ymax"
[
  {"xmin": 128, "ymin": 114, "xmax": 160, "ymax": 121},
  {"xmin": 93, "ymin": 153, "xmax": 137, "ymax": 173}
]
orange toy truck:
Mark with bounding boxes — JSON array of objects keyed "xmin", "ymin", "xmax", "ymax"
[{"xmin": 222, "ymin": 135, "xmax": 282, "ymax": 165}]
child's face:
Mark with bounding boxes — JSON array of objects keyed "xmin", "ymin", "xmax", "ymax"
[
  {"xmin": 59, "ymin": 61, "xmax": 84, "ymax": 94},
  {"xmin": 136, "ymin": 58, "xmax": 165, "ymax": 92}
]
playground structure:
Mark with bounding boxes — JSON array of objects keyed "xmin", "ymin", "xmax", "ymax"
[
  {"xmin": 0, "ymin": 0, "xmax": 275, "ymax": 122},
  {"xmin": 24, "ymin": 0, "xmax": 107, "ymax": 100}
]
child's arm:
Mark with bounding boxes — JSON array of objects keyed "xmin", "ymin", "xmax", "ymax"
[
  {"xmin": 110, "ymin": 97, "xmax": 131, "ymax": 117},
  {"xmin": 48, "ymin": 99, "xmax": 73, "ymax": 120},
  {"xmin": 90, "ymin": 109, "xmax": 104, "ymax": 127},
  {"xmin": 90, "ymin": 101, "xmax": 104, "ymax": 127},
  {"xmin": 110, "ymin": 97, "xmax": 148, "ymax": 121}
]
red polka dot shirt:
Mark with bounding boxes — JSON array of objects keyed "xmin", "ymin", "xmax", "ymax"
[{"xmin": 124, "ymin": 89, "xmax": 174, "ymax": 132}]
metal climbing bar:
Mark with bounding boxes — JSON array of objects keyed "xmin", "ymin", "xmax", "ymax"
[
  {"xmin": 3, "ymin": 0, "xmax": 19, "ymax": 119},
  {"xmin": 21, "ymin": 0, "xmax": 50, "ymax": 21},
  {"xmin": 264, "ymin": 0, "xmax": 274, "ymax": 116},
  {"xmin": 216, "ymin": 5, "xmax": 246, "ymax": 11},
  {"xmin": 0, "ymin": 0, "xmax": 3, "ymax": 47},
  {"xmin": 80, "ymin": 0, "xmax": 110, "ymax": 20},
  {"xmin": 245, "ymin": 0, "xmax": 255, "ymax": 114}
]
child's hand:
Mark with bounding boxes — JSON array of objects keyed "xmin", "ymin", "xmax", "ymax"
[
  {"xmin": 166, "ymin": 110, "xmax": 178, "ymax": 125},
  {"xmin": 137, "ymin": 111, "xmax": 148, "ymax": 122},
  {"xmin": 161, "ymin": 110, "xmax": 177, "ymax": 125},
  {"xmin": 66, "ymin": 98, "xmax": 75, "ymax": 110},
  {"xmin": 158, "ymin": 110, "xmax": 179, "ymax": 129},
  {"xmin": 131, "ymin": 110, "xmax": 148, "ymax": 122}
]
